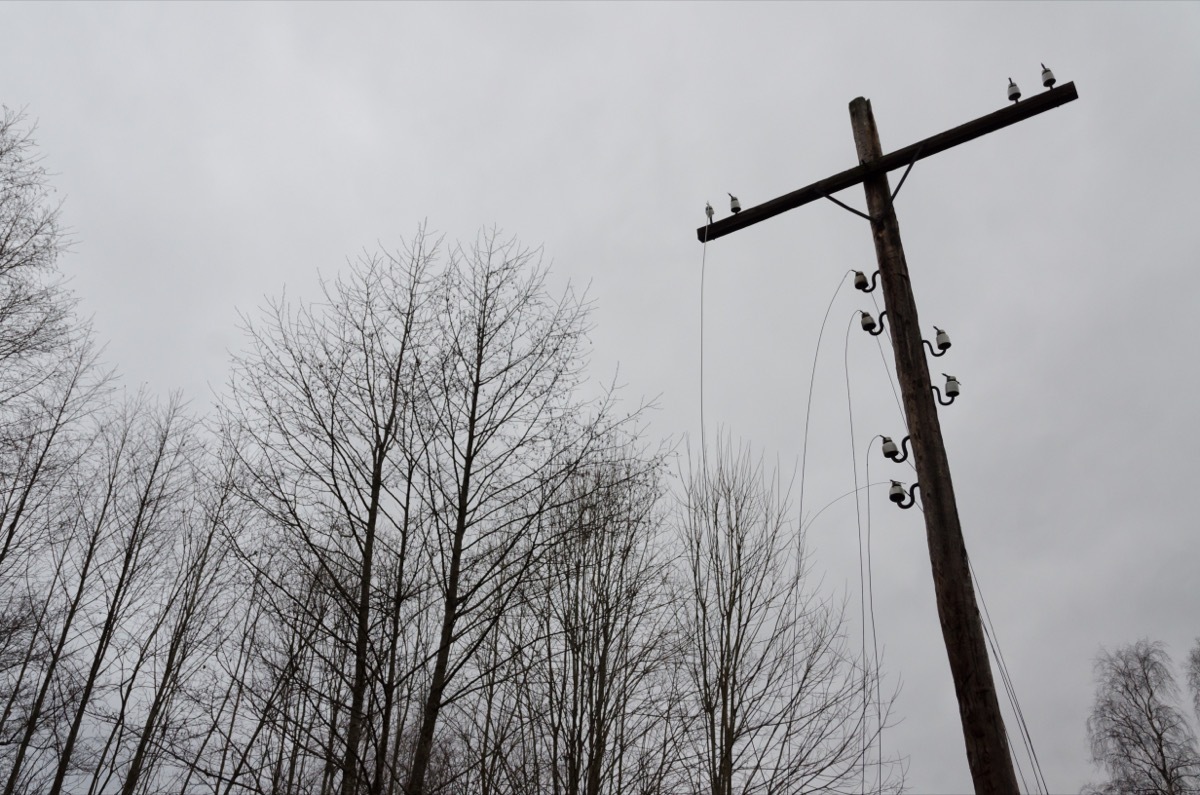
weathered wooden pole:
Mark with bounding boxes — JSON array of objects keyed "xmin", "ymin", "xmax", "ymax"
[
  {"xmin": 694, "ymin": 81, "xmax": 1078, "ymax": 791},
  {"xmin": 849, "ymin": 96, "xmax": 1019, "ymax": 794}
]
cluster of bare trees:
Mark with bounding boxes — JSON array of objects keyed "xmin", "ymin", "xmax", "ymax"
[
  {"xmin": 1084, "ymin": 639, "xmax": 1200, "ymax": 795},
  {"xmin": 0, "ymin": 111, "xmax": 898, "ymax": 794}
]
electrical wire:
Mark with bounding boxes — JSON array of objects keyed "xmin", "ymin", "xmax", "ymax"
[
  {"xmin": 843, "ymin": 313, "xmax": 871, "ymax": 793},
  {"xmin": 969, "ymin": 554, "xmax": 1050, "ymax": 794},
  {"xmin": 697, "ymin": 225, "xmax": 1034, "ymax": 794},
  {"xmin": 699, "ymin": 222, "xmax": 710, "ymax": 472},
  {"xmin": 982, "ymin": 605, "xmax": 1035, "ymax": 794},
  {"xmin": 909, "ymin": 501, "xmax": 1049, "ymax": 794},
  {"xmin": 846, "ymin": 313, "xmax": 885, "ymax": 794},
  {"xmin": 798, "ymin": 270, "xmax": 854, "ymax": 529},
  {"xmin": 791, "ymin": 272, "xmax": 875, "ymax": 791},
  {"xmin": 1005, "ymin": 720, "xmax": 1034, "ymax": 795},
  {"xmin": 869, "ymin": 292, "xmax": 907, "ymax": 436},
  {"xmin": 856, "ymin": 281, "xmax": 1044, "ymax": 793},
  {"xmin": 696, "ymin": 242, "xmax": 901, "ymax": 792},
  {"xmin": 800, "ymin": 481, "xmax": 891, "ymax": 536},
  {"xmin": 976, "ymin": 560, "xmax": 1045, "ymax": 794},
  {"xmin": 862, "ymin": 436, "xmax": 885, "ymax": 793}
]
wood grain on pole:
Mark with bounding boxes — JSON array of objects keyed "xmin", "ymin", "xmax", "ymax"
[{"xmin": 849, "ymin": 96, "xmax": 1020, "ymax": 794}]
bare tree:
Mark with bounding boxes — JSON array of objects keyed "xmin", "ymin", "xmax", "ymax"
[
  {"xmin": 0, "ymin": 108, "xmax": 98, "ymax": 756},
  {"xmin": 219, "ymin": 236, "xmax": 438, "ymax": 795},
  {"xmin": 458, "ymin": 436, "xmax": 681, "ymax": 795},
  {"xmin": 0, "ymin": 389, "xmax": 202, "ymax": 795},
  {"xmin": 106, "ymin": 450, "xmax": 237, "ymax": 795},
  {"xmin": 48, "ymin": 394, "xmax": 199, "ymax": 795},
  {"xmin": 0, "ymin": 106, "xmax": 920, "ymax": 793},
  {"xmin": 0, "ymin": 107, "xmax": 72, "ymax": 383},
  {"xmin": 1188, "ymin": 641, "xmax": 1200, "ymax": 732},
  {"xmin": 677, "ymin": 438, "xmax": 900, "ymax": 795},
  {"xmin": 1085, "ymin": 639, "xmax": 1200, "ymax": 795},
  {"xmin": 0, "ymin": 339, "xmax": 104, "ymax": 736},
  {"xmin": 404, "ymin": 230, "xmax": 622, "ymax": 795}
]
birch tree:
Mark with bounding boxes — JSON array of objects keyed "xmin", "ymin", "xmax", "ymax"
[{"xmin": 1085, "ymin": 640, "xmax": 1200, "ymax": 795}]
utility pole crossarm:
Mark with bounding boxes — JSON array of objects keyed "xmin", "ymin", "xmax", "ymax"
[{"xmin": 696, "ymin": 81, "xmax": 1077, "ymax": 242}]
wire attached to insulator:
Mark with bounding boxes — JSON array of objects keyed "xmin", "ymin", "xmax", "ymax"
[{"xmin": 699, "ymin": 206, "xmax": 712, "ymax": 472}]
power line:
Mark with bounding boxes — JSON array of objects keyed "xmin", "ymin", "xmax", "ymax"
[
  {"xmin": 970, "ymin": 555, "xmax": 1050, "ymax": 794},
  {"xmin": 869, "ymin": 291, "xmax": 907, "ymax": 437},
  {"xmin": 844, "ymin": 312, "xmax": 872, "ymax": 793},
  {"xmin": 862, "ymin": 437, "xmax": 886, "ymax": 793},
  {"xmin": 698, "ymin": 222, "xmax": 710, "ymax": 472},
  {"xmin": 798, "ymin": 270, "xmax": 853, "ymax": 529}
]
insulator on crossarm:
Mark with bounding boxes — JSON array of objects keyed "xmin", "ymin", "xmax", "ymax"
[{"xmin": 1041, "ymin": 63, "xmax": 1056, "ymax": 89}]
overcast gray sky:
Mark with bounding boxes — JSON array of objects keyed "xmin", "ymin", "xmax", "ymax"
[{"xmin": 3, "ymin": 2, "xmax": 1198, "ymax": 791}]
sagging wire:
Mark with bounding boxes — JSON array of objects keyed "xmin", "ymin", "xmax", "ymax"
[
  {"xmin": 863, "ymin": 436, "xmax": 886, "ymax": 793},
  {"xmin": 800, "ymin": 481, "xmax": 892, "ymax": 536},
  {"xmin": 844, "ymin": 312, "xmax": 871, "ymax": 793},
  {"xmin": 846, "ymin": 312, "xmax": 885, "ymax": 794},
  {"xmin": 859, "ymin": 282, "xmax": 1042, "ymax": 793},
  {"xmin": 798, "ymin": 270, "xmax": 854, "ymax": 531},
  {"xmin": 699, "ymin": 221, "xmax": 710, "ymax": 473},
  {"xmin": 793, "ymin": 275, "xmax": 887, "ymax": 791}
]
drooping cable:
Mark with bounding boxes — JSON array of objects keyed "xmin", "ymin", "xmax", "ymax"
[
  {"xmin": 798, "ymin": 270, "xmax": 854, "ymax": 530},
  {"xmin": 800, "ymin": 481, "xmax": 892, "ymax": 536},
  {"xmin": 699, "ymin": 222, "xmax": 710, "ymax": 472},
  {"xmin": 843, "ymin": 313, "xmax": 870, "ymax": 793},
  {"xmin": 863, "ymin": 436, "xmax": 885, "ymax": 793},
  {"xmin": 859, "ymin": 284, "xmax": 1041, "ymax": 791},
  {"xmin": 846, "ymin": 314, "xmax": 885, "ymax": 793}
]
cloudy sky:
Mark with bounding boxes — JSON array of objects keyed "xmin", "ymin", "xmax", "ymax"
[{"xmin": 3, "ymin": 2, "xmax": 1198, "ymax": 791}]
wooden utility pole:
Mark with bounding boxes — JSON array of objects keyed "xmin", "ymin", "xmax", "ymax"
[
  {"xmin": 696, "ymin": 81, "xmax": 1078, "ymax": 794},
  {"xmin": 851, "ymin": 96, "xmax": 1018, "ymax": 794}
]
